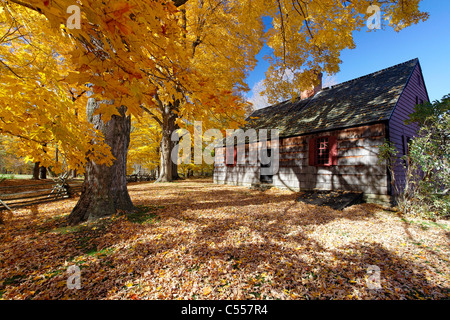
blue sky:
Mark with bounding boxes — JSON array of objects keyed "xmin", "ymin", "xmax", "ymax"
[{"xmin": 246, "ymin": 0, "xmax": 450, "ymax": 109}]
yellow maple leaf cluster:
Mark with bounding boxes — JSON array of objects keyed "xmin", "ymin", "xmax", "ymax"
[{"xmin": 0, "ymin": 3, "xmax": 113, "ymax": 173}]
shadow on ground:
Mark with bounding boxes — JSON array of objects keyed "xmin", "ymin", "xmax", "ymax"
[{"xmin": 0, "ymin": 180, "xmax": 448, "ymax": 299}]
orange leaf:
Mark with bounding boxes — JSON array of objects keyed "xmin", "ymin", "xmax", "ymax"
[{"xmin": 203, "ymin": 286, "xmax": 212, "ymax": 296}]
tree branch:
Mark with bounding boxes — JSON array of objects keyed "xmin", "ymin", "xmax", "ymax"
[
  {"xmin": 6, "ymin": 0, "xmax": 43, "ymax": 13},
  {"xmin": 173, "ymin": 0, "xmax": 189, "ymax": 7},
  {"xmin": 276, "ymin": 0, "xmax": 287, "ymax": 65},
  {"xmin": 0, "ymin": 60, "xmax": 24, "ymax": 79},
  {"xmin": 140, "ymin": 105, "xmax": 163, "ymax": 126}
]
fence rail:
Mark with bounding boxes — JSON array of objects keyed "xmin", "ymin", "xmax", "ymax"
[
  {"xmin": 0, "ymin": 176, "xmax": 156, "ymax": 211},
  {"xmin": 126, "ymin": 174, "xmax": 155, "ymax": 182},
  {"xmin": 0, "ymin": 180, "xmax": 83, "ymax": 211}
]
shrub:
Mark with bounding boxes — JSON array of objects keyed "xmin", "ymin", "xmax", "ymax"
[{"xmin": 379, "ymin": 94, "xmax": 450, "ymax": 220}]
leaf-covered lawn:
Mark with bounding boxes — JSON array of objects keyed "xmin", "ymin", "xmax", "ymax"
[{"xmin": 1, "ymin": 179, "xmax": 449, "ymax": 300}]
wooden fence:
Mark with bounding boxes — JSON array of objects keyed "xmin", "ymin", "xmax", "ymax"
[
  {"xmin": 0, "ymin": 175, "xmax": 157, "ymax": 211},
  {"xmin": 0, "ymin": 180, "xmax": 83, "ymax": 211},
  {"xmin": 126, "ymin": 174, "xmax": 155, "ymax": 182}
]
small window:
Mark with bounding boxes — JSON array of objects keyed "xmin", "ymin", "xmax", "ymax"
[
  {"xmin": 402, "ymin": 135, "xmax": 412, "ymax": 156},
  {"xmin": 309, "ymin": 136, "xmax": 337, "ymax": 167},
  {"xmin": 316, "ymin": 137, "xmax": 330, "ymax": 165}
]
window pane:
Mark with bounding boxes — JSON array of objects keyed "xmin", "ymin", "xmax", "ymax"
[{"xmin": 316, "ymin": 137, "xmax": 329, "ymax": 165}]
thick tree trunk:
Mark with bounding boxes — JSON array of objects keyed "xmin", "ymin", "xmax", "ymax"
[
  {"xmin": 171, "ymin": 123, "xmax": 180, "ymax": 180},
  {"xmin": 39, "ymin": 166, "xmax": 47, "ymax": 179},
  {"xmin": 39, "ymin": 143, "xmax": 47, "ymax": 179},
  {"xmin": 32, "ymin": 162, "xmax": 40, "ymax": 180},
  {"xmin": 172, "ymin": 147, "xmax": 179, "ymax": 180},
  {"xmin": 67, "ymin": 99, "xmax": 134, "ymax": 225}
]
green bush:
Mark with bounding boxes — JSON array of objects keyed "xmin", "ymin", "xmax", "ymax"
[{"xmin": 379, "ymin": 94, "xmax": 449, "ymax": 220}]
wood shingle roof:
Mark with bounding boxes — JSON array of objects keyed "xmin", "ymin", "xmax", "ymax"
[{"xmin": 246, "ymin": 58, "xmax": 419, "ymax": 138}]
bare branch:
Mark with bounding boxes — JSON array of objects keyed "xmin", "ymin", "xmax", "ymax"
[
  {"xmin": 6, "ymin": 0, "xmax": 43, "ymax": 13},
  {"xmin": 0, "ymin": 60, "xmax": 24, "ymax": 79},
  {"xmin": 140, "ymin": 105, "xmax": 163, "ymax": 126}
]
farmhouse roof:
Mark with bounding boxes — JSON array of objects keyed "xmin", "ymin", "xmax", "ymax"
[{"xmin": 246, "ymin": 58, "xmax": 420, "ymax": 138}]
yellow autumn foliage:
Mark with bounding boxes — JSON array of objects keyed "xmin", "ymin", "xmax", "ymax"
[
  {"xmin": 0, "ymin": 3, "xmax": 113, "ymax": 174},
  {"xmin": 0, "ymin": 0, "xmax": 428, "ymax": 171}
]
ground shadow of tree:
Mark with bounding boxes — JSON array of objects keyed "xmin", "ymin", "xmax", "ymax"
[
  {"xmin": 0, "ymin": 182, "xmax": 447, "ymax": 299},
  {"xmin": 169, "ymin": 207, "xmax": 447, "ymax": 299}
]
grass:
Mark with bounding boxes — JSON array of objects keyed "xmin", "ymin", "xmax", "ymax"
[
  {"xmin": 125, "ymin": 205, "xmax": 161, "ymax": 224},
  {"xmin": 400, "ymin": 216, "xmax": 450, "ymax": 231},
  {"xmin": 0, "ymin": 174, "xmax": 33, "ymax": 180}
]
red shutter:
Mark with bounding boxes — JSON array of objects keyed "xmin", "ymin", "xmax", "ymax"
[
  {"xmin": 309, "ymin": 138, "xmax": 316, "ymax": 166},
  {"xmin": 329, "ymin": 136, "xmax": 338, "ymax": 166},
  {"xmin": 226, "ymin": 147, "xmax": 235, "ymax": 166}
]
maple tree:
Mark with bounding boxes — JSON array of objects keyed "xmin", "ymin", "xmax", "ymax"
[
  {"xmin": 0, "ymin": 4, "xmax": 113, "ymax": 176},
  {"xmin": 137, "ymin": 0, "xmax": 263, "ymax": 182},
  {"xmin": 260, "ymin": 0, "xmax": 429, "ymax": 103},
  {"xmin": 127, "ymin": 117, "xmax": 162, "ymax": 176},
  {"xmin": 0, "ymin": 136, "xmax": 33, "ymax": 175},
  {"xmin": 1, "ymin": 0, "xmax": 428, "ymax": 224}
]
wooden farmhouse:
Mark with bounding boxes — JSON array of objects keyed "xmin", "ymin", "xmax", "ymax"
[{"xmin": 213, "ymin": 58, "xmax": 430, "ymax": 204}]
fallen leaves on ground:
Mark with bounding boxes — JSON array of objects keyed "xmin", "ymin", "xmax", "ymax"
[{"xmin": 0, "ymin": 179, "xmax": 449, "ymax": 300}]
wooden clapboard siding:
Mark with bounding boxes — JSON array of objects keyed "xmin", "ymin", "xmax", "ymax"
[
  {"xmin": 388, "ymin": 62, "xmax": 428, "ymax": 194},
  {"xmin": 214, "ymin": 60, "xmax": 430, "ymax": 204},
  {"xmin": 214, "ymin": 123, "xmax": 389, "ymax": 197}
]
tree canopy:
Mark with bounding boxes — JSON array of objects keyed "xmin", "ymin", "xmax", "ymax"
[
  {"xmin": 2, "ymin": 0, "xmax": 429, "ymax": 121},
  {"xmin": 0, "ymin": 0, "xmax": 429, "ymax": 223}
]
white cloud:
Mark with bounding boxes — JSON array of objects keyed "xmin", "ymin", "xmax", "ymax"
[
  {"xmin": 247, "ymin": 79, "xmax": 269, "ymax": 110},
  {"xmin": 323, "ymin": 74, "xmax": 338, "ymax": 88}
]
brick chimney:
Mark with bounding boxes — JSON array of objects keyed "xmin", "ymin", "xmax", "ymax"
[{"xmin": 300, "ymin": 72, "xmax": 323, "ymax": 100}]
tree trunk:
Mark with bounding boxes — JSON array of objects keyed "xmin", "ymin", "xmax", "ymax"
[
  {"xmin": 157, "ymin": 126, "xmax": 172, "ymax": 182},
  {"xmin": 172, "ymin": 151, "xmax": 179, "ymax": 180},
  {"xmin": 38, "ymin": 143, "xmax": 48, "ymax": 179},
  {"xmin": 32, "ymin": 162, "xmax": 40, "ymax": 180},
  {"xmin": 67, "ymin": 99, "xmax": 134, "ymax": 225},
  {"xmin": 39, "ymin": 166, "xmax": 47, "ymax": 179},
  {"xmin": 155, "ymin": 101, "xmax": 179, "ymax": 183},
  {"xmin": 171, "ymin": 123, "xmax": 180, "ymax": 180}
]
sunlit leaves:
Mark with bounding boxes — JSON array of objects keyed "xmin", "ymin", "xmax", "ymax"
[
  {"xmin": 0, "ymin": 180, "xmax": 448, "ymax": 299},
  {"xmin": 0, "ymin": 3, "xmax": 113, "ymax": 173},
  {"xmin": 0, "ymin": 0, "xmax": 429, "ymax": 172},
  {"xmin": 260, "ymin": 0, "xmax": 428, "ymax": 103}
]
